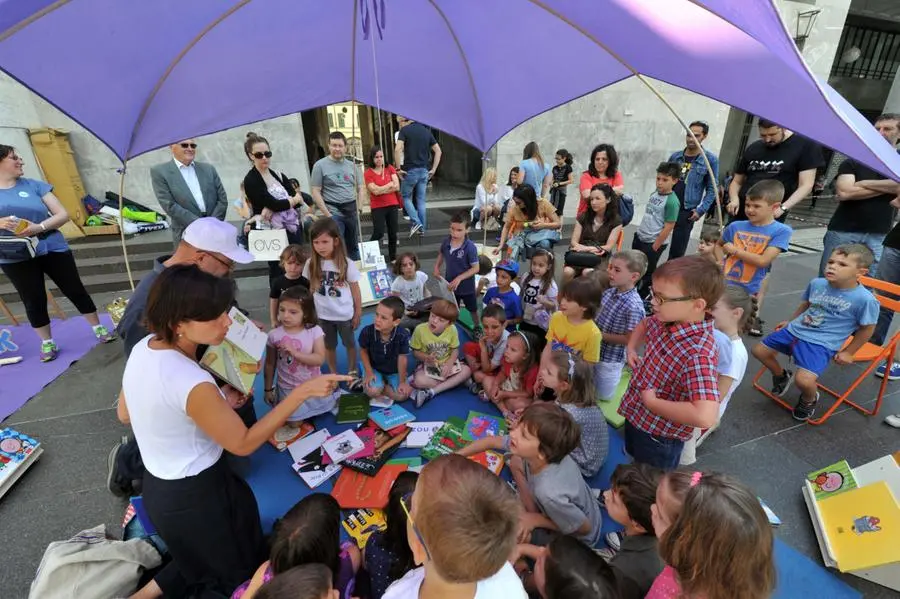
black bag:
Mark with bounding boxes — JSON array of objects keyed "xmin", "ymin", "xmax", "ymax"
[
  {"xmin": 619, "ymin": 194, "xmax": 635, "ymax": 226},
  {"xmin": 0, "ymin": 236, "xmax": 37, "ymax": 261},
  {"xmin": 564, "ymin": 250, "xmax": 606, "ymax": 269}
]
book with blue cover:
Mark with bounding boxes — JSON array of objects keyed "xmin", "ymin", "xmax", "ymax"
[
  {"xmin": 369, "ymin": 405, "xmax": 416, "ymax": 431},
  {"xmin": 0, "ymin": 428, "xmax": 43, "ymax": 499}
]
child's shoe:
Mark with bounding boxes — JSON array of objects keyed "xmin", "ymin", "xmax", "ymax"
[
  {"xmin": 605, "ymin": 530, "xmax": 624, "ymax": 552},
  {"xmin": 346, "ymin": 371, "xmax": 364, "ymax": 392},
  {"xmin": 771, "ymin": 368, "xmax": 794, "ymax": 397},
  {"xmin": 467, "ymin": 379, "xmax": 482, "ymax": 395},
  {"xmin": 412, "ymin": 388, "xmax": 435, "ymax": 408},
  {"xmin": 792, "ymin": 392, "xmax": 818, "ymax": 422},
  {"xmin": 93, "ymin": 325, "xmax": 115, "ymax": 343},
  {"xmin": 40, "ymin": 340, "xmax": 59, "ymax": 362}
]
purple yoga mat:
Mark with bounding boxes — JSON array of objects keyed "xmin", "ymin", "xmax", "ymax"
[{"xmin": 0, "ymin": 315, "xmax": 113, "ymax": 422}]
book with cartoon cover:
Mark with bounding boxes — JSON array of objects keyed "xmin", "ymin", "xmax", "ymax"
[
  {"xmin": 462, "ymin": 411, "xmax": 507, "ymax": 442},
  {"xmin": 807, "ymin": 460, "xmax": 858, "ymax": 501},
  {"xmin": 421, "ymin": 417, "xmax": 468, "ymax": 461},
  {"xmin": 369, "ymin": 405, "xmax": 416, "ymax": 431},
  {"xmin": 342, "ymin": 423, "xmax": 410, "ymax": 476},
  {"xmin": 199, "ymin": 307, "xmax": 267, "ymax": 394},
  {"xmin": 469, "ymin": 450, "xmax": 505, "ymax": 475},
  {"xmin": 268, "ymin": 421, "xmax": 315, "ymax": 452},
  {"xmin": 0, "ymin": 428, "xmax": 43, "ymax": 499},
  {"xmin": 342, "ymin": 508, "xmax": 387, "ymax": 547}
]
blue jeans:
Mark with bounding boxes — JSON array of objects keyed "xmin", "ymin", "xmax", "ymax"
[
  {"xmin": 624, "ymin": 421, "xmax": 684, "ymax": 471},
  {"xmin": 401, "ymin": 167, "xmax": 429, "ymax": 230},
  {"xmin": 329, "ymin": 203, "xmax": 360, "ymax": 260},
  {"xmin": 872, "ymin": 246, "xmax": 900, "ymax": 346},
  {"xmin": 819, "ymin": 230, "xmax": 884, "ymax": 277}
]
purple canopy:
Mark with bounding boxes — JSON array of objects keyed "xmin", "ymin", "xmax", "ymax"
[{"xmin": 1, "ymin": 0, "xmax": 898, "ymax": 179}]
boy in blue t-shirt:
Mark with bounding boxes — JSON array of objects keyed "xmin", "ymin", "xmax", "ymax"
[
  {"xmin": 358, "ymin": 296, "xmax": 412, "ymax": 403},
  {"xmin": 434, "ymin": 212, "xmax": 480, "ymax": 330},
  {"xmin": 752, "ymin": 243, "xmax": 880, "ymax": 422},
  {"xmin": 721, "ymin": 179, "xmax": 793, "ymax": 335},
  {"xmin": 483, "ymin": 260, "xmax": 523, "ymax": 331}
]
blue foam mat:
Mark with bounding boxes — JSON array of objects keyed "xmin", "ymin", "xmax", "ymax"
[{"xmin": 245, "ymin": 314, "xmax": 861, "ymax": 599}]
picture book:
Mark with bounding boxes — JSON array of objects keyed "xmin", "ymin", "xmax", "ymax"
[
  {"xmin": 358, "ymin": 241, "xmax": 386, "ymax": 271},
  {"xmin": 369, "ymin": 405, "xmax": 415, "ymax": 431},
  {"xmin": 369, "ymin": 396, "xmax": 393, "ymax": 408},
  {"xmin": 287, "ymin": 428, "xmax": 330, "ymax": 465},
  {"xmin": 268, "ymin": 421, "xmax": 315, "ymax": 452},
  {"xmin": 342, "ymin": 508, "xmax": 386, "ymax": 548},
  {"xmin": 403, "ymin": 421, "xmax": 445, "ymax": 448},
  {"xmin": 807, "ymin": 460, "xmax": 858, "ymax": 501},
  {"xmin": 424, "ymin": 360, "xmax": 463, "ymax": 381},
  {"xmin": 469, "ymin": 450, "xmax": 505, "ymax": 476},
  {"xmin": 323, "ymin": 427, "xmax": 376, "ymax": 465},
  {"xmin": 331, "ymin": 464, "xmax": 408, "ymax": 509},
  {"xmin": 199, "ymin": 307, "xmax": 267, "ymax": 394},
  {"xmin": 367, "ymin": 269, "xmax": 394, "ymax": 300},
  {"xmin": 292, "ymin": 444, "xmax": 342, "ymax": 489},
  {"xmin": 817, "ymin": 481, "xmax": 900, "ymax": 572},
  {"xmin": 322, "ymin": 430, "xmax": 366, "ymax": 465},
  {"xmin": 0, "ymin": 429, "xmax": 43, "ymax": 499},
  {"xmin": 462, "ymin": 410, "xmax": 507, "ymax": 442},
  {"xmin": 342, "ymin": 423, "xmax": 411, "ymax": 476},
  {"xmin": 337, "ymin": 394, "xmax": 371, "ymax": 424},
  {"xmin": 421, "ymin": 417, "xmax": 468, "ymax": 461}
]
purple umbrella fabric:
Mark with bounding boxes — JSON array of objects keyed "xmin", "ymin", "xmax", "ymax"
[{"xmin": 1, "ymin": 0, "xmax": 898, "ymax": 179}]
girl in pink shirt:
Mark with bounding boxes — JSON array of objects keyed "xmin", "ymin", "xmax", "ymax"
[{"xmin": 647, "ymin": 470, "xmax": 776, "ymax": 599}]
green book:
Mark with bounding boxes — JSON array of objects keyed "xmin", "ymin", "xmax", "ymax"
[
  {"xmin": 387, "ymin": 457, "xmax": 423, "ymax": 468},
  {"xmin": 421, "ymin": 417, "xmax": 468, "ymax": 461},
  {"xmin": 806, "ymin": 459, "xmax": 857, "ymax": 501},
  {"xmin": 336, "ymin": 394, "xmax": 370, "ymax": 424}
]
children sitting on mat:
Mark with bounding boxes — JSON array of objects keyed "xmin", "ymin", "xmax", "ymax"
[
  {"xmin": 483, "ymin": 260, "xmax": 523, "ymax": 331},
  {"xmin": 358, "ymin": 296, "xmax": 412, "ymax": 404},
  {"xmin": 483, "ymin": 330, "xmax": 540, "ymax": 424},
  {"xmin": 391, "ymin": 252, "xmax": 429, "ymax": 331},
  {"xmin": 541, "ymin": 351, "xmax": 608, "ymax": 477},
  {"xmin": 601, "ymin": 464, "xmax": 664, "ymax": 599},
  {"xmin": 619, "ymin": 256, "xmax": 723, "ymax": 470},
  {"xmin": 232, "ymin": 494, "xmax": 360, "ymax": 599},
  {"xmin": 647, "ymin": 470, "xmax": 776, "ymax": 599},
  {"xmin": 541, "ymin": 277, "xmax": 602, "ymax": 368},
  {"xmin": 362, "ymin": 472, "xmax": 419, "ymax": 599},
  {"xmin": 751, "ymin": 243, "xmax": 879, "ymax": 422},
  {"xmin": 382, "ymin": 455, "xmax": 526, "ymax": 599},
  {"xmin": 408, "ymin": 299, "xmax": 472, "ymax": 408},
  {"xmin": 595, "ymin": 249, "xmax": 647, "ymax": 400},
  {"xmin": 264, "ymin": 287, "xmax": 337, "ymax": 421},
  {"xmin": 462, "ymin": 305, "xmax": 509, "ymax": 396}
]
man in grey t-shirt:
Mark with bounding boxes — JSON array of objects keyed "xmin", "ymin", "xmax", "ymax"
[{"xmin": 311, "ymin": 131, "xmax": 365, "ymax": 260}]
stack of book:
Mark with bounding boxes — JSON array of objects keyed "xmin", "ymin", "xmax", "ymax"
[{"xmin": 0, "ymin": 429, "xmax": 43, "ymax": 499}]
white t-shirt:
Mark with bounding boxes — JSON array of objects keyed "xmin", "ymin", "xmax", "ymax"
[
  {"xmin": 713, "ymin": 329, "xmax": 749, "ymax": 418},
  {"xmin": 383, "ymin": 562, "xmax": 526, "ymax": 599},
  {"xmin": 303, "ymin": 258, "xmax": 361, "ymax": 321},
  {"xmin": 391, "ymin": 271, "xmax": 429, "ymax": 308},
  {"xmin": 521, "ymin": 278, "xmax": 558, "ymax": 325},
  {"xmin": 122, "ymin": 336, "xmax": 224, "ymax": 480}
]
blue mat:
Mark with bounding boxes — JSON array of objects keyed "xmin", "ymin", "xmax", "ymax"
[{"xmin": 245, "ymin": 314, "xmax": 860, "ymax": 599}]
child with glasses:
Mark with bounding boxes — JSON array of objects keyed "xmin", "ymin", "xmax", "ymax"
[
  {"xmin": 383, "ymin": 455, "xmax": 526, "ymax": 599},
  {"xmin": 618, "ymin": 256, "xmax": 724, "ymax": 471}
]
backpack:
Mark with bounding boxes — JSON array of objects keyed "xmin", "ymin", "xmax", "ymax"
[{"xmin": 619, "ymin": 194, "xmax": 635, "ymax": 226}]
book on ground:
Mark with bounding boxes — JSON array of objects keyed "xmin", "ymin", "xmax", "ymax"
[
  {"xmin": 288, "ymin": 428, "xmax": 330, "ymax": 463},
  {"xmin": 199, "ymin": 307, "xmax": 267, "ymax": 394},
  {"xmin": 421, "ymin": 417, "xmax": 468, "ymax": 461},
  {"xmin": 331, "ymin": 464, "xmax": 408, "ymax": 509},
  {"xmin": 342, "ymin": 422, "xmax": 411, "ymax": 476},
  {"xmin": 369, "ymin": 405, "xmax": 416, "ymax": 431},
  {"xmin": 758, "ymin": 497, "xmax": 781, "ymax": 526},
  {"xmin": 0, "ymin": 428, "xmax": 43, "ymax": 499},
  {"xmin": 469, "ymin": 450, "xmax": 505, "ymax": 475},
  {"xmin": 337, "ymin": 394, "xmax": 371, "ymax": 424},
  {"xmin": 424, "ymin": 361, "xmax": 462, "ymax": 381},
  {"xmin": 342, "ymin": 508, "xmax": 387, "ymax": 547},
  {"xmin": 387, "ymin": 456, "xmax": 423, "ymax": 468},
  {"xmin": 268, "ymin": 421, "xmax": 315, "ymax": 452},
  {"xmin": 323, "ymin": 427, "xmax": 376, "ymax": 465},
  {"xmin": 292, "ymin": 447, "xmax": 342, "ymax": 489},
  {"xmin": 322, "ymin": 430, "xmax": 366, "ymax": 465},
  {"xmin": 807, "ymin": 459, "xmax": 858, "ymax": 501},
  {"xmin": 462, "ymin": 410, "xmax": 507, "ymax": 442},
  {"xmin": 404, "ymin": 421, "xmax": 445, "ymax": 448}
]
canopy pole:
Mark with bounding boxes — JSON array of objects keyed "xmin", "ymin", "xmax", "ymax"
[
  {"xmin": 635, "ymin": 74, "xmax": 724, "ymax": 231},
  {"xmin": 481, "ymin": 153, "xmax": 489, "ymax": 255},
  {"xmin": 116, "ymin": 164, "xmax": 136, "ymax": 291}
]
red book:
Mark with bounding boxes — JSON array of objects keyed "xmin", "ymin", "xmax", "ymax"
[{"xmin": 331, "ymin": 464, "xmax": 408, "ymax": 509}]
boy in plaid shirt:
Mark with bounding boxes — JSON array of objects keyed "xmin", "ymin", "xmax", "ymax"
[{"xmin": 618, "ymin": 255, "xmax": 724, "ymax": 470}]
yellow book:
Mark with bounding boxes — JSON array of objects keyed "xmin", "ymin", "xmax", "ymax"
[{"xmin": 818, "ymin": 481, "xmax": 900, "ymax": 572}]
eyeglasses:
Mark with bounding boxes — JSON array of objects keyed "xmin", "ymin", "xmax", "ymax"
[
  {"xmin": 649, "ymin": 289, "xmax": 695, "ymax": 305},
  {"xmin": 252, "ymin": 151, "xmax": 273, "ymax": 159},
  {"xmin": 203, "ymin": 252, "xmax": 235, "ymax": 272},
  {"xmin": 180, "ymin": 143, "xmax": 198, "ymax": 149},
  {"xmin": 400, "ymin": 492, "xmax": 431, "ymax": 561}
]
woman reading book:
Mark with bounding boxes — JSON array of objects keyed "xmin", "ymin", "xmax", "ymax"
[{"xmin": 118, "ymin": 264, "xmax": 350, "ymax": 599}]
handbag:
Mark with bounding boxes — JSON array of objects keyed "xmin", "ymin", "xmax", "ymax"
[
  {"xmin": 0, "ymin": 235, "xmax": 38, "ymax": 261},
  {"xmin": 564, "ymin": 249, "xmax": 606, "ymax": 269}
]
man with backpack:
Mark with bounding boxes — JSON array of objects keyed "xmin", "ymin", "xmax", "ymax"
[{"xmin": 668, "ymin": 121, "xmax": 719, "ymax": 259}]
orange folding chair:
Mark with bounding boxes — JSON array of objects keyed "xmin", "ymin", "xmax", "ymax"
[
  {"xmin": 615, "ymin": 228, "xmax": 624, "ymax": 251},
  {"xmin": 752, "ymin": 276, "xmax": 900, "ymax": 425}
]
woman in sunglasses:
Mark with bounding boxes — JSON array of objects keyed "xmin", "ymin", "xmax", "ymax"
[{"xmin": 242, "ymin": 132, "xmax": 306, "ymax": 283}]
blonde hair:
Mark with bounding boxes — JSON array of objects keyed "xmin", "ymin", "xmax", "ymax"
[
  {"xmin": 307, "ymin": 219, "xmax": 348, "ymax": 291},
  {"xmin": 416, "ymin": 455, "xmax": 520, "ymax": 582},
  {"xmin": 479, "ymin": 167, "xmax": 497, "ymax": 190},
  {"xmin": 548, "ymin": 351, "xmax": 596, "ymax": 407}
]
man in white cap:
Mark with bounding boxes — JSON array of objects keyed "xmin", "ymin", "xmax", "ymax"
[{"xmin": 109, "ymin": 218, "xmax": 254, "ymax": 496}]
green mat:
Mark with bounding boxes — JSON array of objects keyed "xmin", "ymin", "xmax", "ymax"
[
  {"xmin": 457, "ymin": 309, "xmax": 477, "ymax": 332},
  {"xmin": 598, "ymin": 368, "xmax": 630, "ymax": 428}
]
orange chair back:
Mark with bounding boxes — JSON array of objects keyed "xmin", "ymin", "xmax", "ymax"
[{"xmin": 860, "ymin": 276, "xmax": 900, "ymax": 314}]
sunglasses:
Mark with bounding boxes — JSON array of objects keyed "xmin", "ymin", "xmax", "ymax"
[
  {"xmin": 252, "ymin": 151, "xmax": 273, "ymax": 159},
  {"xmin": 180, "ymin": 143, "xmax": 198, "ymax": 149},
  {"xmin": 203, "ymin": 251, "xmax": 235, "ymax": 272},
  {"xmin": 649, "ymin": 288, "xmax": 695, "ymax": 305},
  {"xmin": 400, "ymin": 492, "xmax": 431, "ymax": 561}
]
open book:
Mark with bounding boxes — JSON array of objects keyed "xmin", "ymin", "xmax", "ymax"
[
  {"xmin": 424, "ymin": 360, "xmax": 462, "ymax": 381},
  {"xmin": 199, "ymin": 307, "xmax": 266, "ymax": 395}
]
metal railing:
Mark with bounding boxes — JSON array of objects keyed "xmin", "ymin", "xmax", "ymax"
[{"xmin": 831, "ymin": 24, "xmax": 900, "ymax": 81}]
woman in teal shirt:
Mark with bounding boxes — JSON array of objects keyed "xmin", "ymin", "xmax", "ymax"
[{"xmin": 0, "ymin": 145, "xmax": 113, "ymax": 361}]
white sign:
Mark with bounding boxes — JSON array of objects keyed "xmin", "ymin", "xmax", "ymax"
[{"xmin": 248, "ymin": 229, "xmax": 289, "ymax": 262}]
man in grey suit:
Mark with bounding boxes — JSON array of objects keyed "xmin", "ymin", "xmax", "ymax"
[{"xmin": 150, "ymin": 138, "xmax": 229, "ymax": 246}]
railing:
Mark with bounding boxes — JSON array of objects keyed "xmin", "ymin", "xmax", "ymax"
[{"xmin": 831, "ymin": 24, "xmax": 900, "ymax": 81}]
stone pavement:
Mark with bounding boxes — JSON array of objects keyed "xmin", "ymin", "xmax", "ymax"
[{"xmin": 1, "ymin": 231, "xmax": 899, "ymax": 598}]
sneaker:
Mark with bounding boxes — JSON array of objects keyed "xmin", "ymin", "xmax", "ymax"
[
  {"xmin": 409, "ymin": 223, "xmax": 422, "ymax": 238},
  {"xmin": 884, "ymin": 414, "xmax": 900, "ymax": 428},
  {"xmin": 475, "ymin": 221, "xmax": 483, "ymax": 231},
  {"xmin": 875, "ymin": 362, "xmax": 900, "ymax": 381},
  {"xmin": 605, "ymin": 530, "xmax": 624, "ymax": 552},
  {"xmin": 749, "ymin": 317, "xmax": 765, "ymax": 337},
  {"xmin": 771, "ymin": 368, "xmax": 794, "ymax": 397},
  {"xmin": 594, "ymin": 488, "xmax": 608, "ymax": 508},
  {"xmin": 467, "ymin": 379, "xmax": 482, "ymax": 395},
  {"xmin": 402, "ymin": 215, "xmax": 411, "ymax": 222},
  {"xmin": 94, "ymin": 325, "xmax": 116, "ymax": 343},
  {"xmin": 106, "ymin": 437, "xmax": 132, "ymax": 498},
  {"xmin": 413, "ymin": 388, "xmax": 435, "ymax": 408},
  {"xmin": 595, "ymin": 547, "xmax": 616, "ymax": 562},
  {"xmin": 792, "ymin": 392, "xmax": 819, "ymax": 422},
  {"xmin": 347, "ymin": 371, "xmax": 364, "ymax": 392},
  {"xmin": 40, "ymin": 340, "xmax": 59, "ymax": 362}
]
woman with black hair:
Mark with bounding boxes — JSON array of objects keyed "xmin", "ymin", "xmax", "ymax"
[
  {"xmin": 563, "ymin": 183, "xmax": 623, "ymax": 282},
  {"xmin": 494, "ymin": 185, "xmax": 561, "ymax": 261},
  {"xmin": 364, "ymin": 144, "xmax": 401, "ymax": 262},
  {"xmin": 578, "ymin": 143, "xmax": 625, "ymax": 217}
]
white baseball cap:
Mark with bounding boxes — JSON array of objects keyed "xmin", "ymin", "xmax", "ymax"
[{"xmin": 182, "ymin": 218, "xmax": 254, "ymax": 264}]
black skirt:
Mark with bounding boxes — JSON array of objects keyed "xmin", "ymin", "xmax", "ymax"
[{"xmin": 143, "ymin": 456, "xmax": 266, "ymax": 598}]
